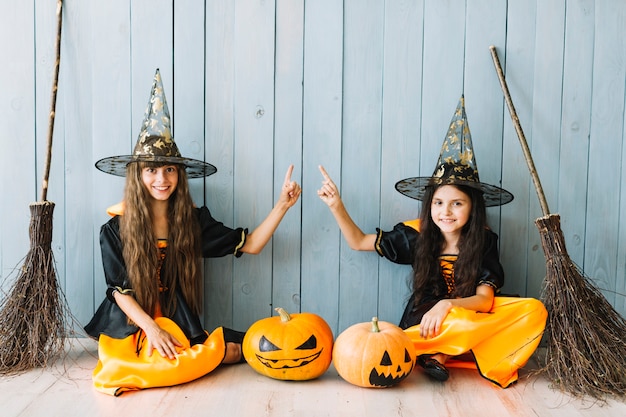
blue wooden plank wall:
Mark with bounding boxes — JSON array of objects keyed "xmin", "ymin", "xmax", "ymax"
[{"xmin": 1, "ymin": 0, "xmax": 624, "ymax": 336}]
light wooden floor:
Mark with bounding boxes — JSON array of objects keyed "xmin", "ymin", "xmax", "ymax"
[{"xmin": 1, "ymin": 338, "xmax": 624, "ymax": 417}]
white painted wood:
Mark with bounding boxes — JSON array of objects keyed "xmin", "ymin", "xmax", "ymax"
[
  {"xmin": 61, "ymin": 0, "xmax": 97, "ymax": 326},
  {"xmin": 558, "ymin": 0, "xmax": 594, "ymax": 270},
  {"xmin": 584, "ymin": 0, "xmax": 626, "ymax": 305},
  {"xmin": 338, "ymin": 0, "xmax": 385, "ymax": 332},
  {"xmin": 89, "ymin": 0, "xmax": 133, "ymax": 317},
  {"xmin": 0, "ymin": 0, "xmax": 36, "ymax": 292},
  {"xmin": 526, "ymin": 0, "xmax": 566, "ymax": 298},
  {"xmin": 231, "ymin": 0, "xmax": 277, "ymax": 330},
  {"xmin": 498, "ymin": 0, "xmax": 539, "ymax": 298},
  {"xmin": 0, "ymin": 341, "xmax": 625, "ymax": 417},
  {"xmin": 300, "ymin": 0, "xmax": 345, "ymax": 332},
  {"xmin": 174, "ymin": 0, "xmax": 208, "ymax": 327},
  {"xmin": 204, "ymin": 0, "xmax": 237, "ymax": 331},
  {"xmin": 464, "ymin": 0, "xmax": 508, "ymax": 240},
  {"xmin": 377, "ymin": 0, "xmax": 425, "ymax": 325},
  {"xmin": 272, "ymin": 0, "xmax": 305, "ymax": 315}
]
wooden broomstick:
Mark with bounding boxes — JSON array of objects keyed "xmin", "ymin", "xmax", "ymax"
[
  {"xmin": 0, "ymin": 0, "xmax": 71, "ymax": 375},
  {"xmin": 489, "ymin": 45, "xmax": 626, "ymax": 400}
]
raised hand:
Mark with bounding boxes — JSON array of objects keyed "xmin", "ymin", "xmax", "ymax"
[
  {"xmin": 278, "ymin": 164, "xmax": 302, "ymax": 208},
  {"xmin": 317, "ymin": 165, "xmax": 342, "ymax": 208}
]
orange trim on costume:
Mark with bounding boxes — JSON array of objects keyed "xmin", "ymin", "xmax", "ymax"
[
  {"xmin": 403, "ymin": 219, "xmax": 421, "ymax": 232},
  {"xmin": 106, "ymin": 201, "xmax": 125, "ymax": 217},
  {"xmin": 106, "ymin": 201, "xmax": 199, "ymax": 217}
]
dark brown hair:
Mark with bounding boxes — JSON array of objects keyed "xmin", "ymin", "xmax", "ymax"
[{"xmin": 411, "ymin": 184, "xmax": 487, "ymax": 300}]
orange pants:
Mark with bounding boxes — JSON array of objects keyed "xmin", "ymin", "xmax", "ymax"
[
  {"xmin": 404, "ymin": 297, "xmax": 547, "ymax": 388},
  {"xmin": 93, "ymin": 317, "xmax": 226, "ymax": 396}
]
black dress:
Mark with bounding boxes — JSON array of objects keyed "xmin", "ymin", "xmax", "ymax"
[
  {"xmin": 374, "ymin": 221, "xmax": 504, "ymax": 329},
  {"xmin": 84, "ymin": 206, "xmax": 246, "ymax": 345}
]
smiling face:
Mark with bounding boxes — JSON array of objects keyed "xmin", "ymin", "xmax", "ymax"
[
  {"xmin": 430, "ymin": 185, "xmax": 472, "ymax": 240},
  {"xmin": 141, "ymin": 164, "xmax": 179, "ymax": 201}
]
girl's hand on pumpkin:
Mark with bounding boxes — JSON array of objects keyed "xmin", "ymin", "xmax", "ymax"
[
  {"xmin": 419, "ymin": 300, "xmax": 453, "ymax": 339},
  {"xmin": 278, "ymin": 164, "xmax": 302, "ymax": 209},
  {"xmin": 144, "ymin": 322, "xmax": 183, "ymax": 360},
  {"xmin": 317, "ymin": 165, "xmax": 342, "ymax": 208}
]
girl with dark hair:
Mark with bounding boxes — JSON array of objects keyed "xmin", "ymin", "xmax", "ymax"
[{"xmin": 317, "ymin": 97, "xmax": 547, "ymax": 388}]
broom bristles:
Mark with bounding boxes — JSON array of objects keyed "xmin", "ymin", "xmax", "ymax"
[
  {"xmin": 0, "ymin": 202, "xmax": 70, "ymax": 375},
  {"xmin": 537, "ymin": 214, "xmax": 626, "ymax": 400}
]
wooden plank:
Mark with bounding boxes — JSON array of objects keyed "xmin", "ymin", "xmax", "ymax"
[
  {"xmin": 498, "ymin": 0, "xmax": 538, "ymax": 298},
  {"xmin": 377, "ymin": 0, "xmax": 424, "ymax": 325},
  {"xmin": 464, "ymin": 0, "xmax": 508, "ymax": 236},
  {"xmin": 526, "ymin": 0, "xmax": 566, "ymax": 299},
  {"xmin": 90, "ymin": 0, "xmax": 132, "ymax": 310},
  {"xmin": 337, "ymin": 0, "xmax": 385, "ymax": 332},
  {"xmin": 300, "ymin": 0, "xmax": 344, "ymax": 333},
  {"xmin": 173, "ymin": 0, "xmax": 207, "ymax": 207},
  {"xmin": 130, "ymin": 0, "xmax": 174, "ymax": 140},
  {"xmin": 204, "ymin": 0, "xmax": 236, "ymax": 331},
  {"xmin": 584, "ymin": 0, "xmax": 626, "ymax": 306},
  {"xmin": 618, "ymin": 106, "xmax": 626, "ymax": 317},
  {"xmin": 271, "ymin": 0, "xmax": 305, "ymax": 315},
  {"xmin": 231, "ymin": 0, "xmax": 276, "ymax": 330},
  {"xmin": 173, "ymin": 0, "xmax": 207, "ymax": 326},
  {"xmin": 0, "ymin": 0, "xmax": 36, "ymax": 292},
  {"xmin": 557, "ymin": 0, "xmax": 594, "ymax": 268},
  {"xmin": 2, "ymin": 342, "xmax": 626, "ymax": 417},
  {"xmin": 34, "ymin": 0, "xmax": 66, "ymax": 294},
  {"xmin": 421, "ymin": 1, "xmax": 466, "ymax": 170},
  {"xmin": 61, "ymin": 0, "xmax": 97, "ymax": 325}
]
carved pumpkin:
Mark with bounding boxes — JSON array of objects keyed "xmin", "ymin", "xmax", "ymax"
[
  {"xmin": 243, "ymin": 307, "xmax": 334, "ymax": 380},
  {"xmin": 333, "ymin": 317, "xmax": 416, "ymax": 388}
]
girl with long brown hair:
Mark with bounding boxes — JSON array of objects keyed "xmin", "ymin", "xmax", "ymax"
[
  {"xmin": 84, "ymin": 70, "xmax": 301, "ymax": 396},
  {"xmin": 317, "ymin": 97, "xmax": 547, "ymax": 388}
]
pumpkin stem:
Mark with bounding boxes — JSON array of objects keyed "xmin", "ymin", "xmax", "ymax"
[
  {"xmin": 371, "ymin": 317, "xmax": 380, "ymax": 333},
  {"xmin": 275, "ymin": 307, "xmax": 291, "ymax": 322}
]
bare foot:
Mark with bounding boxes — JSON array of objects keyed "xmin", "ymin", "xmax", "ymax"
[{"xmin": 222, "ymin": 342, "xmax": 242, "ymax": 364}]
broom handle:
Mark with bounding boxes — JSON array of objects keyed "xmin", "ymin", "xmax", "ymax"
[
  {"xmin": 41, "ymin": 0, "xmax": 63, "ymax": 202},
  {"xmin": 489, "ymin": 45, "xmax": 550, "ymax": 217}
]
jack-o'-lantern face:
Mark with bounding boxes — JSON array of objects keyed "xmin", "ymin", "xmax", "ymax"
[
  {"xmin": 243, "ymin": 308, "xmax": 334, "ymax": 381},
  {"xmin": 369, "ymin": 347, "xmax": 414, "ymax": 387},
  {"xmin": 333, "ymin": 317, "xmax": 417, "ymax": 388},
  {"xmin": 255, "ymin": 333, "xmax": 322, "ymax": 369}
]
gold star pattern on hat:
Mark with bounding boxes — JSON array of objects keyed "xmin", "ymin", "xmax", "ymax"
[
  {"xmin": 95, "ymin": 69, "xmax": 217, "ymax": 178},
  {"xmin": 395, "ymin": 96, "xmax": 513, "ymax": 207}
]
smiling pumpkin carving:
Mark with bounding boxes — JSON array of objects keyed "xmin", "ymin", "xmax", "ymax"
[
  {"xmin": 333, "ymin": 317, "xmax": 416, "ymax": 388},
  {"xmin": 243, "ymin": 307, "xmax": 334, "ymax": 380}
]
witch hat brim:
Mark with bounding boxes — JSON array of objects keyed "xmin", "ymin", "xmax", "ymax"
[
  {"xmin": 95, "ymin": 154, "xmax": 217, "ymax": 178},
  {"xmin": 395, "ymin": 175, "xmax": 513, "ymax": 207}
]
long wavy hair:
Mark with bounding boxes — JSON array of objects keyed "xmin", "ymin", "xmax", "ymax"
[
  {"xmin": 411, "ymin": 184, "xmax": 488, "ymax": 300},
  {"xmin": 120, "ymin": 161, "xmax": 202, "ymax": 317}
]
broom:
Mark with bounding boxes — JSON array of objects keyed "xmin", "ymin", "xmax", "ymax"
[
  {"xmin": 489, "ymin": 45, "xmax": 626, "ymax": 400},
  {"xmin": 0, "ymin": 0, "xmax": 71, "ymax": 375}
]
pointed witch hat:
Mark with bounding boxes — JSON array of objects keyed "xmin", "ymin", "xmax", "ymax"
[
  {"xmin": 95, "ymin": 69, "xmax": 217, "ymax": 178},
  {"xmin": 394, "ymin": 96, "xmax": 513, "ymax": 207}
]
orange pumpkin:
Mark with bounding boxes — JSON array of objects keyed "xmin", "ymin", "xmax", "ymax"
[
  {"xmin": 243, "ymin": 307, "xmax": 334, "ymax": 380},
  {"xmin": 333, "ymin": 317, "xmax": 416, "ymax": 388}
]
